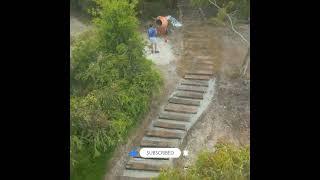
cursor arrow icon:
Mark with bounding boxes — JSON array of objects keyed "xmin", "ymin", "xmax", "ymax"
[{"xmin": 129, "ymin": 149, "xmax": 138, "ymax": 157}]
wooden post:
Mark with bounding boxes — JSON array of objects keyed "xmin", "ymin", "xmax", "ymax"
[{"xmin": 241, "ymin": 47, "xmax": 250, "ymax": 77}]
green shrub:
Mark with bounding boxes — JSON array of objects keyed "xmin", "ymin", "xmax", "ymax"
[
  {"xmin": 157, "ymin": 143, "xmax": 250, "ymax": 180},
  {"xmin": 70, "ymin": 0, "xmax": 163, "ymax": 178}
]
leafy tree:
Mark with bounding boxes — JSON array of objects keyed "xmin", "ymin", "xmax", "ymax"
[{"xmin": 70, "ymin": 0, "xmax": 162, "ymax": 177}]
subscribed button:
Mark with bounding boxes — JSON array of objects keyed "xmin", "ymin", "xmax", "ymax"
[{"xmin": 139, "ymin": 148, "xmax": 181, "ymax": 158}]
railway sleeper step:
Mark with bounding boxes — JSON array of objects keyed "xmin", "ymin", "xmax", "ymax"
[
  {"xmin": 186, "ymin": 70, "xmax": 213, "ymax": 76},
  {"xmin": 169, "ymin": 96, "xmax": 201, "ymax": 106},
  {"xmin": 153, "ymin": 119, "xmax": 189, "ymax": 130},
  {"xmin": 180, "ymin": 79, "xmax": 209, "ymax": 87},
  {"xmin": 140, "ymin": 136, "xmax": 180, "ymax": 148},
  {"xmin": 174, "ymin": 91, "xmax": 204, "ymax": 99},
  {"xmin": 126, "ymin": 158, "xmax": 171, "ymax": 171},
  {"xmin": 145, "ymin": 127, "xmax": 186, "ymax": 139},
  {"xmin": 122, "ymin": 169, "xmax": 159, "ymax": 179},
  {"xmin": 164, "ymin": 103, "xmax": 198, "ymax": 114},
  {"xmin": 184, "ymin": 74, "xmax": 211, "ymax": 80},
  {"xmin": 177, "ymin": 85, "xmax": 208, "ymax": 93},
  {"xmin": 158, "ymin": 111, "xmax": 192, "ymax": 121}
]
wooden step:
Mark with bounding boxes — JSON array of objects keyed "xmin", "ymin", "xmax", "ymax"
[
  {"xmin": 183, "ymin": 39, "xmax": 209, "ymax": 43},
  {"xmin": 169, "ymin": 97, "xmax": 201, "ymax": 106},
  {"xmin": 174, "ymin": 91, "xmax": 204, "ymax": 99},
  {"xmin": 195, "ymin": 55, "xmax": 214, "ymax": 60},
  {"xmin": 184, "ymin": 45, "xmax": 209, "ymax": 50},
  {"xmin": 145, "ymin": 127, "xmax": 185, "ymax": 139},
  {"xmin": 164, "ymin": 103, "xmax": 198, "ymax": 114},
  {"xmin": 183, "ymin": 58, "xmax": 214, "ymax": 65},
  {"xmin": 184, "ymin": 50, "xmax": 210, "ymax": 56},
  {"xmin": 140, "ymin": 137, "xmax": 180, "ymax": 148},
  {"xmin": 126, "ymin": 158, "xmax": 171, "ymax": 171},
  {"xmin": 194, "ymin": 65, "xmax": 214, "ymax": 71},
  {"xmin": 122, "ymin": 169, "xmax": 159, "ymax": 179},
  {"xmin": 186, "ymin": 70, "xmax": 213, "ymax": 76},
  {"xmin": 184, "ymin": 53, "xmax": 214, "ymax": 59},
  {"xmin": 184, "ymin": 74, "xmax": 211, "ymax": 80},
  {"xmin": 153, "ymin": 119, "xmax": 188, "ymax": 130},
  {"xmin": 197, "ymin": 60, "xmax": 214, "ymax": 65},
  {"xmin": 180, "ymin": 79, "xmax": 209, "ymax": 87},
  {"xmin": 184, "ymin": 56, "xmax": 214, "ymax": 62},
  {"xmin": 183, "ymin": 30, "xmax": 211, "ymax": 37},
  {"xmin": 184, "ymin": 39, "xmax": 211, "ymax": 43},
  {"xmin": 158, "ymin": 111, "xmax": 192, "ymax": 121},
  {"xmin": 184, "ymin": 46, "xmax": 210, "ymax": 51},
  {"xmin": 183, "ymin": 30, "xmax": 212, "ymax": 34},
  {"xmin": 183, "ymin": 58, "xmax": 213, "ymax": 63},
  {"xmin": 177, "ymin": 85, "xmax": 208, "ymax": 93},
  {"xmin": 184, "ymin": 34, "xmax": 211, "ymax": 39}
]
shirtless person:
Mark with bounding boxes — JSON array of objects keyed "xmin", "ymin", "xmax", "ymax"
[{"xmin": 155, "ymin": 16, "xmax": 169, "ymax": 43}]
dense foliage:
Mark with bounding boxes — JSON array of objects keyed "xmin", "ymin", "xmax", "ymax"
[
  {"xmin": 157, "ymin": 143, "xmax": 250, "ymax": 180},
  {"xmin": 70, "ymin": 0, "xmax": 162, "ymax": 178}
]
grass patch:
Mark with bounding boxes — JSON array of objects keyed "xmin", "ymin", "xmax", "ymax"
[
  {"xmin": 70, "ymin": 148, "xmax": 114, "ymax": 180},
  {"xmin": 157, "ymin": 142, "xmax": 250, "ymax": 180}
]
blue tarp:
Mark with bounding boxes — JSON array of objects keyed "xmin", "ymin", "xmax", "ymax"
[{"xmin": 166, "ymin": 15, "xmax": 182, "ymax": 27}]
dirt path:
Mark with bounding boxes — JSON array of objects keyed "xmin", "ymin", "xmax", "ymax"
[
  {"xmin": 177, "ymin": 24, "xmax": 250, "ymax": 168},
  {"xmin": 70, "ymin": 15, "xmax": 92, "ymax": 37}
]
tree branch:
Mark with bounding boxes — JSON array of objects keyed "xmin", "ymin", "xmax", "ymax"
[
  {"xmin": 242, "ymin": 56, "xmax": 249, "ymax": 76},
  {"xmin": 198, "ymin": 7, "xmax": 207, "ymax": 20},
  {"xmin": 208, "ymin": 0, "xmax": 249, "ymax": 45}
]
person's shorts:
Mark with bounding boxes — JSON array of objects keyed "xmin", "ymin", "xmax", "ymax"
[{"xmin": 149, "ymin": 37, "xmax": 157, "ymax": 44}]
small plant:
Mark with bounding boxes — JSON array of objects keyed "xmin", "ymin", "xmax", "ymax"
[{"xmin": 211, "ymin": 7, "xmax": 228, "ymax": 26}]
